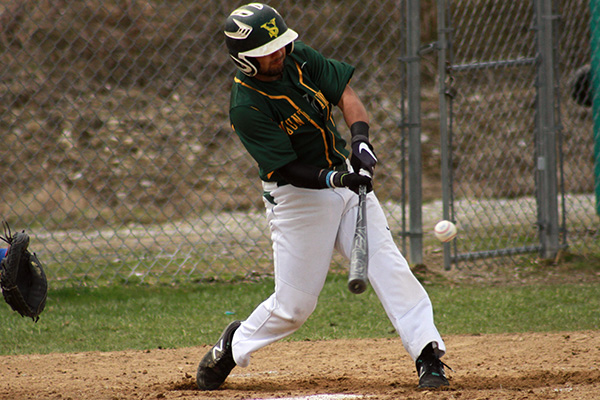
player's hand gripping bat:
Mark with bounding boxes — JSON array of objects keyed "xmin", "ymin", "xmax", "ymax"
[{"xmin": 348, "ymin": 184, "xmax": 368, "ymax": 294}]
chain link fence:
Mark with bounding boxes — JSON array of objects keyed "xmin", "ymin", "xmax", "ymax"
[
  {"xmin": 435, "ymin": 0, "xmax": 599, "ymax": 269},
  {"xmin": 0, "ymin": 0, "xmax": 597, "ymax": 287},
  {"xmin": 559, "ymin": 0, "xmax": 599, "ymax": 262},
  {"xmin": 1, "ymin": 0, "xmax": 420, "ymax": 286}
]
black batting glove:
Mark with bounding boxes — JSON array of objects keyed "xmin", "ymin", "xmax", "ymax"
[
  {"xmin": 328, "ymin": 171, "xmax": 372, "ymax": 194},
  {"xmin": 349, "ymin": 122, "xmax": 377, "ymax": 178}
]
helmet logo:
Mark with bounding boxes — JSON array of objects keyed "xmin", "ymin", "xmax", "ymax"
[
  {"xmin": 261, "ymin": 18, "xmax": 279, "ymax": 38},
  {"xmin": 225, "ymin": 19, "xmax": 253, "ymax": 40}
]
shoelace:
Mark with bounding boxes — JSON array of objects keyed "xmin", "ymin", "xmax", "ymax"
[
  {"xmin": 438, "ymin": 359, "xmax": 453, "ymax": 372},
  {"xmin": 420, "ymin": 357, "xmax": 454, "ymax": 374}
]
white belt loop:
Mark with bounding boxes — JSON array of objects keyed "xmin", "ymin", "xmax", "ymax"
[{"xmin": 262, "ymin": 181, "xmax": 278, "ymax": 192}]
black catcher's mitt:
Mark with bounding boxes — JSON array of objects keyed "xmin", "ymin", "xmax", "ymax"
[{"xmin": 0, "ymin": 222, "xmax": 48, "ymax": 322}]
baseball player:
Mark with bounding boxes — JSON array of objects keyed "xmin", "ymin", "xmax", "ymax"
[{"xmin": 196, "ymin": 3, "xmax": 450, "ymax": 390}]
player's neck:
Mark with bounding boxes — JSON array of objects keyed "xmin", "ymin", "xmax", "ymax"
[{"xmin": 254, "ymin": 73, "xmax": 283, "ymax": 82}]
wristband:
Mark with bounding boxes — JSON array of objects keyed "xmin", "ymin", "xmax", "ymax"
[
  {"xmin": 350, "ymin": 121, "xmax": 370, "ymax": 139},
  {"xmin": 325, "ymin": 171, "xmax": 335, "ymax": 188}
]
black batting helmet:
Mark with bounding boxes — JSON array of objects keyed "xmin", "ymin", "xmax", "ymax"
[{"xmin": 224, "ymin": 3, "xmax": 298, "ymax": 76}]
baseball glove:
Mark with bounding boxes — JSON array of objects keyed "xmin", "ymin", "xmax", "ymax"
[{"xmin": 0, "ymin": 222, "xmax": 48, "ymax": 322}]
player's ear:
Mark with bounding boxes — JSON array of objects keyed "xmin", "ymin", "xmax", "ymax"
[{"xmin": 286, "ymin": 41, "xmax": 294, "ymax": 55}]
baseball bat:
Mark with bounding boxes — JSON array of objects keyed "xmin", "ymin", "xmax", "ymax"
[{"xmin": 348, "ymin": 184, "xmax": 368, "ymax": 294}]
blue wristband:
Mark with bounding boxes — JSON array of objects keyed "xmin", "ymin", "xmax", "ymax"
[{"xmin": 325, "ymin": 171, "xmax": 334, "ymax": 188}]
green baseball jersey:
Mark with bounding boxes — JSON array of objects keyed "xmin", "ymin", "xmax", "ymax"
[{"xmin": 229, "ymin": 41, "xmax": 355, "ymax": 184}]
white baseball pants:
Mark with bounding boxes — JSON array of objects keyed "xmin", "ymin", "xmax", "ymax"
[{"xmin": 231, "ymin": 183, "xmax": 445, "ymax": 367}]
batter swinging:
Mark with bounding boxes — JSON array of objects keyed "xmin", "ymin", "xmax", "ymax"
[{"xmin": 196, "ymin": 3, "xmax": 450, "ymax": 390}]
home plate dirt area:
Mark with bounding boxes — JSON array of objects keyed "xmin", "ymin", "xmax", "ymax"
[{"xmin": 1, "ymin": 331, "xmax": 598, "ymax": 400}]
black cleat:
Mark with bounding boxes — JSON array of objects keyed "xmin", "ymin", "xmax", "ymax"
[
  {"xmin": 416, "ymin": 342, "xmax": 451, "ymax": 389},
  {"xmin": 196, "ymin": 320, "xmax": 241, "ymax": 390}
]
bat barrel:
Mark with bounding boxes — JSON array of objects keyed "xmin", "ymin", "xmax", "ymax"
[{"xmin": 348, "ymin": 185, "xmax": 368, "ymax": 294}]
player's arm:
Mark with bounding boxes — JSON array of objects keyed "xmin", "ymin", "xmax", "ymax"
[
  {"xmin": 277, "ymin": 160, "xmax": 370, "ymax": 194},
  {"xmin": 337, "ymin": 85, "xmax": 377, "ymax": 178},
  {"xmin": 338, "ymin": 85, "xmax": 369, "ymax": 127}
]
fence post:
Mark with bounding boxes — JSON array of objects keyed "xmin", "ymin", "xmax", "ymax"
[
  {"xmin": 407, "ymin": 0, "xmax": 423, "ymax": 265},
  {"xmin": 591, "ymin": 0, "xmax": 600, "ymax": 216},
  {"xmin": 535, "ymin": 0, "xmax": 560, "ymax": 259},
  {"xmin": 436, "ymin": 0, "xmax": 453, "ymax": 270}
]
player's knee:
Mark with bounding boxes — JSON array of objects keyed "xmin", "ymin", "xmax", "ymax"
[
  {"xmin": 292, "ymin": 304, "xmax": 315, "ymax": 328},
  {"xmin": 277, "ymin": 296, "xmax": 317, "ymax": 330}
]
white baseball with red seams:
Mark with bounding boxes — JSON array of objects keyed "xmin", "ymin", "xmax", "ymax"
[{"xmin": 434, "ymin": 220, "xmax": 457, "ymax": 242}]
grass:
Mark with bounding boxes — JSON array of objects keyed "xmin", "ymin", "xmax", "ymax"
[
  {"xmin": 0, "ymin": 274, "xmax": 598, "ymax": 356},
  {"xmin": 434, "ymin": 284, "xmax": 600, "ymax": 334}
]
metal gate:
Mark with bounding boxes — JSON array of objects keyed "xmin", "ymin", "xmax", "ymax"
[{"xmin": 435, "ymin": 0, "xmax": 567, "ymax": 269}]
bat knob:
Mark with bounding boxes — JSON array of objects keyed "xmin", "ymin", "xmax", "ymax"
[{"xmin": 348, "ymin": 279, "xmax": 367, "ymax": 294}]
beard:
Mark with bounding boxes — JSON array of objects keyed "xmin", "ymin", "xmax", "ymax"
[
  {"xmin": 261, "ymin": 64, "xmax": 284, "ymax": 77},
  {"xmin": 258, "ymin": 54, "xmax": 285, "ymax": 79}
]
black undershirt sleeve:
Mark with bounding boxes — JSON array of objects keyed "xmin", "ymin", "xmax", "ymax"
[
  {"xmin": 276, "ymin": 160, "xmax": 326, "ymax": 189},
  {"xmin": 277, "ymin": 159, "xmax": 371, "ymax": 193}
]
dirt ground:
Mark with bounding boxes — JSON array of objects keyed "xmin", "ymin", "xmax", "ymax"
[{"xmin": 1, "ymin": 330, "xmax": 598, "ymax": 400}]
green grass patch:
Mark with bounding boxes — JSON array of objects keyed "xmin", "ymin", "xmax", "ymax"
[
  {"xmin": 433, "ymin": 284, "xmax": 600, "ymax": 334},
  {"xmin": 0, "ymin": 274, "xmax": 598, "ymax": 355}
]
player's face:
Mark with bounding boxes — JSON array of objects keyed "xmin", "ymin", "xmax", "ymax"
[{"xmin": 254, "ymin": 48, "xmax": 286, "ymax": 81}]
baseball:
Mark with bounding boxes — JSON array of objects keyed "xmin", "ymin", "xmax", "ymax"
[{"xmin": 434, "ymin": 220, "xmax": 457, "ymax": 242}]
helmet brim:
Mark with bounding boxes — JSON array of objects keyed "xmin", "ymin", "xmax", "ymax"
[{"xmin": 239, "ymin": 28, "xmax": 298, "ymax": 58}]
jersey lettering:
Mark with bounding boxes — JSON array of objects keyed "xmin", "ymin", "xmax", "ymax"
[
  {"xmin": 303, "ymin": 92, "xmax": 329, "ymax": 120},
  {"xmin": 282, "ymin": 109, "xmax": 310, "ymax": 135},
  {"xmin": 313, "ymin": 91, "xmax": 328, "ymax": 109}
]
